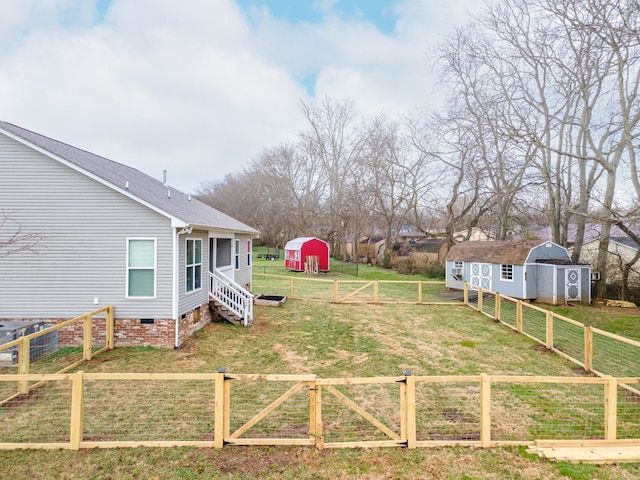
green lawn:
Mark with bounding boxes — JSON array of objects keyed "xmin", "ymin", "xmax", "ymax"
[{"xmin": 1, "ymin": 259, "xmax": 639, "ymax": 479}]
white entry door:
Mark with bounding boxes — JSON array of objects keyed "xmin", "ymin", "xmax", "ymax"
[
  {"xmin": 470, "ymin": 263, "xmax": 492, "ymax": 290},
  {"xmin": 566, "ymin": 268, "xmax": 581, "ymax": 302}
]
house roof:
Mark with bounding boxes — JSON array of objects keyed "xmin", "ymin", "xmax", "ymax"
[
  {"xmin": 447, "ymin": 240, "xmax": 548, "ymax": 265},
  {"xmin": 0, "ymin": 121, "xmax": 258, "ymax": 235},
  {"xmin": 415, "ymin": 237, "xmax": 447, "ymax": 253},
  {"xmin": 610, "ymin": 236, "xmax": 640, "ymax": 250}
]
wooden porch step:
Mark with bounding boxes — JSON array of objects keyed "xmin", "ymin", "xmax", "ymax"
[{"xmin": 209, "ymin": 299, "xmax": 250, "ymax": 327}]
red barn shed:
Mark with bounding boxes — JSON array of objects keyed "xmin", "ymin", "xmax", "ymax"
[{"xmin": 284, "ymin": 237, "xmax": 330, "ymax": 273}]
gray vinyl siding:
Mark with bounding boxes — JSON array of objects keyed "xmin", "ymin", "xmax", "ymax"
[
  {"xmin": 0, "ymin": 134, "xmax": 173, "ymax": 319},
  {"xmin": 178, "ymin": 229, "xmax": 209, "ymax": 315},
  {"xmin": 234, "ymin": 234, "xmax": 252, "ymax": 288},
  {"xmin": 493, "ymin": 265, "xmax": 524, "ymax": 298}
]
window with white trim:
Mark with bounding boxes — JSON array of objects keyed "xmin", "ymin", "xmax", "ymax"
[
  {"xmin": 454, "ymin": 261, "xmax": 463, "ymax": 269},
  {"xmin": 186, "ymin": 239, "xmax": 202, "ymax": 293},
  {"xmin": 501, "ymin": 264, "xmax": 514, "ymax": 281},
  {"xmin": 235, "ymin": 239, "xmax": 240, "ymax": 270},
  {"xmin": 127, "ymin": 238, "xmax": 156, "ymax": 297},
  {"xmin": 247, "ymin": 239, "xmax": 251, "ymax": 266}
]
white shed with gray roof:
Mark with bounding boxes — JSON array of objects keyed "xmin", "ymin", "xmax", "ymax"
[{"xmin": 0, "ymin": 121, "xmax": 258, "ymax": 348}]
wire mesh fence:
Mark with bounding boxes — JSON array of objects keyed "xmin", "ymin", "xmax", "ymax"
[
  {"xmin": 0, "ymin": 373, "xmax": 637, "ymax": 450},
  {"xmin": 252, "ymin": 275, "xmax": 466, "ymax": 305},
  {"xmin": 82, "ymin": 375, "xmax": 216, "ymax": 443}
]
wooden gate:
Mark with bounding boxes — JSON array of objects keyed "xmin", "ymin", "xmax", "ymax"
[{"xmin": 334, "ymin": 281, "xmax": 375, "ymax": 303}]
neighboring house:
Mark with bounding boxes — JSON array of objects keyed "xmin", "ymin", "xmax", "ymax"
[
  {"xmin": 578, "ymin": 236, "xmax": 640, "ymax": 287},
  {"xmin": 398, "ymin": 225, "xmax": 428, "ymax": 243},
  {"xmin": 445, "ymin": 240, "xmax": 591, "ymax": 305},
  {"xmin": 0, "ymin": 121, "xmax": 258, "ymax": 348},
  {"xmin": 414, "ymin": 237, "xmax": 448, "ymax": 266},
  {"xmin": 284, "ymin": 237, "xmax": 329, "ymax": 273},
  {"xmin": 453, "ymin": 227, "xmax": 495, "ymax": 242}
]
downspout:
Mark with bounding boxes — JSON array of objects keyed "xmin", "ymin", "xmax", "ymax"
[{"xmin": 174, "ymin": 225, "xmax": 192, "ymax": 348}]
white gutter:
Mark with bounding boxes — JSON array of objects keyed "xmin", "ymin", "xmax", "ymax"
[{"xmin": 174, "ymin": 224, "xmax": 192, "ymax": 348}]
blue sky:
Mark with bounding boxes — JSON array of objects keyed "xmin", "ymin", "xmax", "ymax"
[{"xmin": 0, "ymin": 0, "xmax": 482, "ymax": 192}]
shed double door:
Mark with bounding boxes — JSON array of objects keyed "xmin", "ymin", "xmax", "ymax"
[{"xmin": 470, "ymin": 263, "xmax": 492, "ymax": 291}]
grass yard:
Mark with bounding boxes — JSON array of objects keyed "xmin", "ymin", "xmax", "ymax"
[{"xmin": 1, "ymin": 293, "xmax": 640, "ymax": 479}]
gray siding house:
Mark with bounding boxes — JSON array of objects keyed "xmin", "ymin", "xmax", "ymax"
[
  {"xmin": 0, "ymin": 121, "xmax": 258, "ymax": 348},
  {"xmin": 445, "ymin": 240, "xmax": 591, "ymax": 305}
]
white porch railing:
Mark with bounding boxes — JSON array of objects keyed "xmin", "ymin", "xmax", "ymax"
[{"xmin": 209, "ymin": 269, "xmax": 254, "ymax": 326}]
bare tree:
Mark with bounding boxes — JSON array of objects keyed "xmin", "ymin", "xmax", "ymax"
[{"xmin": 0, "ymin": 210, "xmax": 45, "ymax": 259}]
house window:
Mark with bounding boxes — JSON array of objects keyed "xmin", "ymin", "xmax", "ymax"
[
  {"xmin": 501, "ymin": 264, "xmax": 514, "ymax": 281},
  {"xmin": 186, "ymin": 239, "xmax": 202, "ymax": 293},
  {"xmin": 216, "ymin": 238, "xmax": 232, "ymax": 267},
  {"xmin": 235, "ymin": 239, "xmax": 240, "ymax": 270},
  {"xmin": 127, "ymin": 238, "xmax": 156, "ymax": 297},
  {"xmin": 247, "ymin": 240, "xmax": 251, "ymax": 266}
]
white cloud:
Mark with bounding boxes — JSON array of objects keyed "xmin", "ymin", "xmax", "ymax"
[{"xmin": 0, "ymin": 0, "xmax": 481, "ymax": 192}]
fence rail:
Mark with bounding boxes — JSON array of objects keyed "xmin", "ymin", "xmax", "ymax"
[
  {"xmin": 0, "ymin": 371, "xmax": 638, "ymax": 450},
  {"xmin": 468, "ymin": 289, "xmax": 640, "ymax": 391},
  {"xmin": 252, "ymin": 273, "xmax": 467, "ymax": 305},
  {"xmin": 0, "ymin": 306, "xmax": 114, "ymax": 405},
  {"xmin": 252, "ymin": 274, "xmax": 640, "ymax": 391}
]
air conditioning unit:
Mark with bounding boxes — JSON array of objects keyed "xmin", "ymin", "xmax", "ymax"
[
  {"xmin": 452, "ymin": 268, "xmax": 463, "ymax": 276},
  {"xmin": 591, "ymin": 271, "xmax": 601, "ymax": 281}
]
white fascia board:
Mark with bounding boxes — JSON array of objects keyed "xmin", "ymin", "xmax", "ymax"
[{"xmin": 1, "ymin": 129, "xmax": 187, "ymax": 228}]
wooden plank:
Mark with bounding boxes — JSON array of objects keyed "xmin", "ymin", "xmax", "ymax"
[
  {"xmin": 323, "ymin": 440, "xmax": 404, "ymax": 449},
  {"xmin": 315, "ymin": 384, "xmax": 324, "ymax": 450},
  {"xmin": 604, "ymin": 376, "xmax": 617, "ymax": 441},
  {"xmin": 480, "ymin": 374, "xmax": 491, "ymax": 448},
  {"xmin": 226, "ymin": 374, "xmax": 316, "ymax": 382},
  {"xmin": 69, "ymin": 372, "xmax": 84, "ymax": 451},
  {"xmin": 79, "ymin": 441, "xmax": 217, "ymax": 449},
  {"xmin": 591, "ymin": 327, "xmax": 640, "ymax": 348},
  {"xmin": 83, "ymin": 373, "xmax": 218, "ymax": 381},
  {"xmin": 83, "ymin": 313, "xmax": 93, "ymax": 361},
  {"xmin": 228, "ymin": 439, "xmax": 314, "ymax": 446},
  {"xmin": 229, "ymin": 381, "xmax": 308, "ymax": 440},
  {"xmin": 336, "ymin": 281, "xmax": 374, "ymax": 303},
  {"xmin": 406, "ymin": 375, "xmax": 416, "ymax": 449},
  {"xmin": 545, "ymin": 311, "xmax": 553, "ymax": 350},
  {"xmin": 317, "ymin": 376, "xmax": 404, "ymax": 385},
  {"xmin": 324, "ymin": 385, "xmax": 400, "ymax": 441},
  {"xmin": 0, "ymin": 443, "xmax": 72, "ymax": 450},
  {"xmin": 214, "ymin": 371, "xmax": 225, "ymax": 448},
  {"xmin": 416, "ymin": 440, "xmax": 482, "ymax": 448}
]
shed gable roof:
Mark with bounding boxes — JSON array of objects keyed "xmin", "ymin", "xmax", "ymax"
[
  {"xmin": 446, "ymin": 240, "xmax": 546, "ymax": 265},
  {"xmin": 0, "ymin": 121, "xmax": 258, "ymax": 234}
]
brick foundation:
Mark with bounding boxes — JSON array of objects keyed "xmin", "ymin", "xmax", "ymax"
[{"xmin": 1, "ymin": 303, "xmax": 213, "ymax": 350}]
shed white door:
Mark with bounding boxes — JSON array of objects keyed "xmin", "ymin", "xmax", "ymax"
[
  {"xmin": 470, "ymin": 263, "xmax": 492, "ymax": 291},
  {"xmin": 566, "ymin": 268, "xmax": 581, "ymax": 302}
]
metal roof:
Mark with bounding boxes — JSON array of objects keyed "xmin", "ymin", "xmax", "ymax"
[
  {"xmin": 0, "ymin": 121, "xmax": 258, "ymax": 234},
  {"xmin": 284, "ymin": 237, "xmax": 326, "ymax": 251}
]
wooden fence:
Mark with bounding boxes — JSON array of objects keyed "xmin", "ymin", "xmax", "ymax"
[
  {"xmin": 253, "ymin": 274, "xmax": 640, "ymax": 389},
  {"xmin": 0, "ymin": 371, "xmax": 638, "ymax": 450},
  {"xmin": 0, "ymin": 306, "xmax": 114, "ymax": 405},
  {"xmin": 468, "ymin": 289, "xmax": 640, "ymax": 391}
]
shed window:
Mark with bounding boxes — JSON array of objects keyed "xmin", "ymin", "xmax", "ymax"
[
  {"xmin": 501, "ymin": 264, "xmax": 514, "ymax": 281},
  {"xmin": 216, "ymin": 238, "xmax": 232, "ymax": 267},
  {"xmin": 454, "ymin": 261, "xmax": 463, "ymax": 269},
  {"xmin": 235, "ymin": 239, "xmax": 240, "ymax": 270},
  {"xmin": 127, "ymin": 238, "xmax": 156, "ymax": 297},
  {"xmin": 186, "ymin": 239, "xmax": 202, "ymax": 293}
]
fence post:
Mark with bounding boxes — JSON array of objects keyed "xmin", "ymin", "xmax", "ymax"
[
  {"xmin": 516, "ymin": 300, "xmax": 523, "ymax": 333},
  {"xmin": 17, "ymin": 336, "xmax": 30, "ymax": 394},
  {"xmin": 214, "ymin": 368, "xmax": 226, "ymax": 448},
  {"xmin": 545, "ymin": 311, "xmax": 554, "ymax": 350},
  {"xmin": 315, "ymin": 384, "xmax": 324, "ymax": 450},
  {"xmin": 83, "ymin": 313, "xmax": 93, "ymax": 361},
  {"xmin": 373, "ymin": 281, "xmax": 379, "ymax": 303},
  {"xmin": 480, "ymin": 374, "xmax": 491, "ymax": 448},
  {"xmin": 463, "ymin": 282, "xmax": 469, "ymax": 305},
  {"xmin": 333, "ymin": 280, "xmax": 338, "ymax": 303},
  {"xmin": 495, "ymin": 294, "xmax": 501, "ymax": 321},
  {"xmin": 584, "ymin": 324, "xmax": 593, "ymax": 373},
  {"xmin": 477, "ymin": 287, "xmax": 483, "ymax": 313},
  {"xmin": 309, "ymin": 376, "xmax": 317, "ymax": 444},
  {"xmin": 69, "ymin": 371, "xmax": 84, "ymax": 450},
  {"xmin": 106, "ymin": 305, "xmax": 115, "ymax": 350},
  {"xmin": 418, "ymin": 281, "xmax": 423, "ymax": 304},
  {"xmin": 290, "ymin": 277, "xmax": 295, "ymax": 298},
  {"xmin": 405, "ymin": 371, "xmax": 416, "ymax": 449},
  {"xmin": 604, "ymin": 376, "xmax": 618, "ymax": 441}
]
